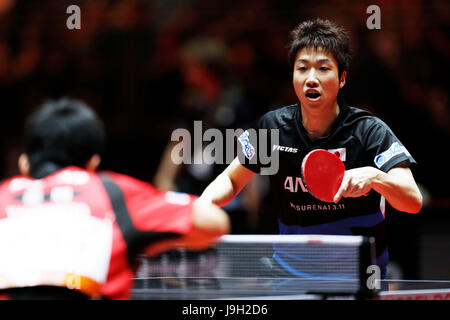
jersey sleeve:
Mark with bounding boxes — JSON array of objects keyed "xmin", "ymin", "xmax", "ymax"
[
  {"xmin": 237, "ymin": 112, "xmax": 277, "ymax": 174},
  {"xmin": 106, "ymin": 172, "xmax": 196, "ymax": 235},
  {"xmin": 364, "ymin": 119, "xmax": 417, "ymax": 172}
]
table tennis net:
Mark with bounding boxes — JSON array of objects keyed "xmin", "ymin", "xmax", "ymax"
[{"xmin": 132, "ymin": 235, "xmax": 376, "ymax": 299}]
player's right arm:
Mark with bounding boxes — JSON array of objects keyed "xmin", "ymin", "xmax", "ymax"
[
  {"xmin": 145, "ymin": 199, "xmax": 231, "ymax": 257},
  {"xmin": 103, "ymin": 172, "xmax": 232, "ymax": 257},
  {"xmin": 199, "ymin": 157, "xmax": 256, "ymax": 207}
]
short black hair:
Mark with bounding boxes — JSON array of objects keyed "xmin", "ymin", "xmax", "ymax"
[
  {"xmin": 288, "ymin": 19, "xmax": 352, "ymax": 78},
  {"xmin": 24, "ymin": 98, "xmax": 105, "ymax": 178}
]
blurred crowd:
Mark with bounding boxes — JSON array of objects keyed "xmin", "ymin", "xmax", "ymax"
[{"xmin": 0, "ymin": 0, "xmax": 448, "ymax": 222}]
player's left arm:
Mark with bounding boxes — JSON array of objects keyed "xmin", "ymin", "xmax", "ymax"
[{"xmin": 333, "ymin": 162, "xmax": 422, "ymax": 213}]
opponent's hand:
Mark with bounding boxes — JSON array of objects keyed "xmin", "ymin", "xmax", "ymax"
[{"xmin": 333, "ymin": 166, "xmax": 380, "ymax": 203}]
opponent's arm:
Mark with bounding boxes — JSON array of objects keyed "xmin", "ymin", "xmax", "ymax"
[
  {"xmin": 333, "ymin": 164, "xmax": 422, "ymax": 213},
  {"xmin": 199, "ymin": 157, "xmax": 256, "ymax": 207},
  {"xmin": 146, "ymin": 158, "xmax": 254, "ymax": 257},
  {"xmin": 146, "ymin": 199, "xmax": 231, "ymax": 256}
]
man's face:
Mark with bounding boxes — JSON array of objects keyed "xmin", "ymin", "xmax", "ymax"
[{"xmin": 293, "ymin": 47, "xmax": 346, "ymax": 111}]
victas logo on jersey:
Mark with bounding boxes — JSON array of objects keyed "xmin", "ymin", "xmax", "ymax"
[
  {"xmin": 374, "ymin": 142, "xmax": 409, "ymax": 168},
  {"xmin": 273, "ymin": 145, "xmax": 298, "ymax": 153}
]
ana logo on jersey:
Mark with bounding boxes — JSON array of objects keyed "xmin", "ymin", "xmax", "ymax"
[
  {"xmin": 374, "ymin": 142, "xmax": 409, "ymax": 168},
  {"xmin": 273, "ymin": 145, "xmax": 298, "ymax": 153}
]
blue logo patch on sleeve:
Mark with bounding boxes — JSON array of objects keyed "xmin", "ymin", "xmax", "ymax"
[
  {"xmin": 375, "ymin": 154, "xmax": 387, "ymax": 167},
  {"xmin": 374, "ymin": 142, "xmax": 408, "ymax": 168},
  {"xmin": 238, "ymin": 130, "xmax": 256, "ymax": 160}
]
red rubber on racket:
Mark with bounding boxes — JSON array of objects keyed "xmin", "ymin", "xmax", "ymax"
[{"xmin": 301, "ymin": 149, "xmax": 345, "ymax": 203}]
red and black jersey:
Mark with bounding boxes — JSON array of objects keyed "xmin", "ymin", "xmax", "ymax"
[{"xmin": 0, "ymin": 167, "xmax": 196, "ymax": 299}]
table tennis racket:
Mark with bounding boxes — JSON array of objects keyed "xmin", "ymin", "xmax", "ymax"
[{"xmin": 301, "ymin": 149, "xmax": 345, "ymax": 203}]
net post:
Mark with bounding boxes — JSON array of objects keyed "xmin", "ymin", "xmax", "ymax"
[{"xmin": 358, "ymin": 236, "xmax": 379, "ymax": 300}]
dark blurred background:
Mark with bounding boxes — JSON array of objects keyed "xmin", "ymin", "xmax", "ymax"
[{"xmin": 0, "ymin": 0, "xmax": 448, "ymax": 282}]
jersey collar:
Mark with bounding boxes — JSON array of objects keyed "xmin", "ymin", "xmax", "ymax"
[{"xmin": 294, "ymin": 102, "xmax": 349, "ymax": 148}]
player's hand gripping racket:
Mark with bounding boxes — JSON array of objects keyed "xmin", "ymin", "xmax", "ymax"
[{"xmin": 301, "ymin": 149, "xmax": 345, "ymax": 203}]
